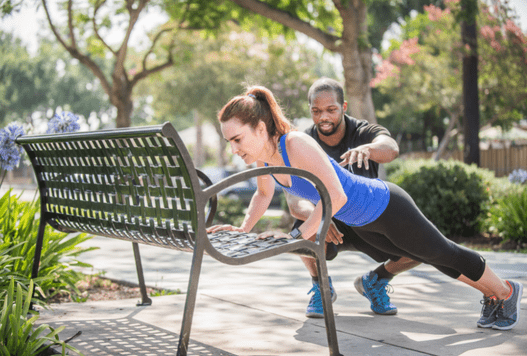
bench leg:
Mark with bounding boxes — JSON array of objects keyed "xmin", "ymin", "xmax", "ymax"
[
  {"xmin": 31, "ymin": 221, "xmax": 47, "ymax": 280},
  {"xmin": 177, "ymin": 244, "xmax": 205, "ymax": 356},
  {"xmin": 29, "ymin": 220, "xmax": 47, "ymax": 311},
  {"xmin": 316, "ymin": 256, "xmax": 341, "ymax": 356},
  {"xmin": 132, "ymin": 242, "xmax": 152, "ymax": 306}
]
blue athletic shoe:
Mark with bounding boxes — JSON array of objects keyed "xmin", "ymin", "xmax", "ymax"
[
  {"xmin": 492, "ymin": 280, "xmax": 523, "ymax": 331},
  {"xmin": 306, "ymin": 277, "xmax": 337, "ymax": 318},
  {"xmin": 477, "ymin": 295, "xmax": 499, "ymax": 328},
  {"xmin": 354, "ymin": 271, "xmax": 397, "ymax": 315}
]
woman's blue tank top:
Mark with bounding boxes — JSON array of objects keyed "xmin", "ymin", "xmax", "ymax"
[{"xmin": 268, "ymin": 134, "xmax": 390, "ymax": 227}]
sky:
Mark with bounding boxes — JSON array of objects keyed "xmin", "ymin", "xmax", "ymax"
[
  {"xmin": 0, "ymin": 2, "xmax": 168, "ymax": 54},
  {"xmin": 1, "ymin": 0, "xmax": 526, "ymax": 55}
]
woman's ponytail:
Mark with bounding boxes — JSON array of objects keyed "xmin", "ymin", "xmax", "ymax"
[{"xmin": 218, "ymin": 85, "xmax": 293, "ymax": 138}]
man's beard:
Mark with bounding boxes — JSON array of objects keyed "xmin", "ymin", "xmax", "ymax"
[{"xmin": 317, "ymin": 116, "xmax": 343, "ymax": 136}]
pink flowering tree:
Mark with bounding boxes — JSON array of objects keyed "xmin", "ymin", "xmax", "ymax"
[
  {"xmin": 478, "ymin": 2, "xmax": 527, "ymax": 128},
  {"xmin": 371, "ymin": 0, "xmax": 527, "ymax": 158}
]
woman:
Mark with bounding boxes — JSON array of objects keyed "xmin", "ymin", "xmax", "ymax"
[{"xmin": 207, "ymin": 85, "xmax": 523, "ymax": 331}]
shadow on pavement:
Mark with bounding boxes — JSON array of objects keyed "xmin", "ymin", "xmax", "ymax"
[
  {"xmin": 294, "ymin": 314, "xmax": 512, "ymax": 356},
  {"xmin": 47, "ymin": 314, "xmax": 237, "ymax": 356}
]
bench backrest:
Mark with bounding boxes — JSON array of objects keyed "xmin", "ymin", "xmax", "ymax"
[{"xmin": 16, "ymin": 122, "xmax": 202, "ymax": 252}]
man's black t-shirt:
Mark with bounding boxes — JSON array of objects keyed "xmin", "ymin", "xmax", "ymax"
[{"xmin": 304, "ymin": 114, "xmax": 391, "ymax": 179}]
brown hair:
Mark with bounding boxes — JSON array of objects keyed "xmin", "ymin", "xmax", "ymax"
[{"xmin": 218, "ymin": 85, "xmax": 292, "ymax": 138}]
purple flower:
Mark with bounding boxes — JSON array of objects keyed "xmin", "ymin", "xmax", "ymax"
[
  {"xmin": 0, "ymin": 123, "xmax": 25, "ymax": 171},
  {"xmin": 46, "ymin": 112, "xmax": 81, "ymax": 134},
  {"xmin": 508, "ymin": 169, "xmax": 527, "ymax": 185}
]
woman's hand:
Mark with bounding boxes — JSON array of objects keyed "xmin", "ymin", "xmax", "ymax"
[
  {"xmin": 206, "ymin": 224, "xmax": 245, "ymax": 234},
  {"xmin": 256, "ymin": 231, "xmax": 291, "ymax": 240}
]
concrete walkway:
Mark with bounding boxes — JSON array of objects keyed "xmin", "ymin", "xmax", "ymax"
[{"xmin": 36, "ymin": 236, "xmax": 527, "ymax": 356}]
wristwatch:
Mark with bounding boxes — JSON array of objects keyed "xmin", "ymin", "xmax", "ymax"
[{"xmin": 289, "ymin": 228, "xmax": 303, "ymax": 239}]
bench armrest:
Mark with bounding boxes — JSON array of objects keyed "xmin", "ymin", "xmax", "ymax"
[
  {"xmin": 195, "ymin": 169, "xmax": 217, "ymax": 228},
  {"xmin": 201, "ymin": 166, "xmax": 332, "ymax": 246}
]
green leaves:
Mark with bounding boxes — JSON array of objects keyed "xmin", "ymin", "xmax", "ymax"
[
  {"xmin": 374, "ymin": 1, "xmax": 527, "ymax": 141},
  {"xmin": 485, "ymin": 187, "xmax": 527, "ymax": 244},
  {"xmin": 388, "ymin": 159, "xmax": 489, "ymax": 237},
  {"xmin": 0, "ymin": 278, "xmax": 83, "ymax": 356},
  {"xmin": 0, "ymin": 190, "xmax": 98, "ymax": 302},
  {"xmin": 387, "ymin": 158, "xmax": 527, "ymax": 244}
]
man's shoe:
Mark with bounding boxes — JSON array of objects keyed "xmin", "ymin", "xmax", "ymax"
[
  {"xmin": 492, "ymin": 280, "xmax": 523, "ymax": 330},
  {"xmin": 306, "ymin": 277, "xmax": 337, "ymax": 318},
  {"xmin": 354, "ymin": 271, "xmax": 397, "ymax": 315},
  {"xmin": 477, "ymin": 295, "xmax": 499, "ymax": 328}
]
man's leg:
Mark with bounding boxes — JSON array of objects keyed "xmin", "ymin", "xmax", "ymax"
[
  {"xmin": 353, "ymin": 256, "xmax": 422, "ymax": 315},
  {"xmin": 300, "ymin": 218, "xmax": 421, "ymax": 317},
  {"xmin": 374, "ymin": 257, "xmax": 422, "ymax": 280},
  {"xmin": 331, "ymin": 221, "xmax": 422, "ymax": 316}
]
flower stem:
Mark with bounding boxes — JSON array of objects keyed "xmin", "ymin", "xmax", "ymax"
[{"xmin": 0, "ymin": 170, "xmax": 6, "ymax": 190}]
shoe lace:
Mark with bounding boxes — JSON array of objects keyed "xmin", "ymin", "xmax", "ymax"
[
  {"xmin": 494, "ymin": 299, "xmax": 506, "ymax": 318},
  {"xmin": 480, "ymin": 296, "xmax": 499, "ymax": 318},
  {"xmin": 372, "ymin": 279, "xmax": 393, "ymax": 305},
  {"xmin": 307, "ymin": 284, "xmax": 322, "ymax": 308}
]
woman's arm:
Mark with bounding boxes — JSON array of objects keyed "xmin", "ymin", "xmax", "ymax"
[
  {"xmin": 239, "ymin": 161, "xmax": 276, "ymax": 232},
  {"xmin": 207, "ymin": 161, "xmax": 274, "ymax": 234},
  {"xmin": 206, "ymin": 161, "xmax": 276, "ymax": 234},
  {"xmin": 286, "ymin": 132, "xmax": 348, "ymax": 240}
]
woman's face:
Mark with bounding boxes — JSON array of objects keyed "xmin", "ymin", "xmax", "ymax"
[{"xmin": 221, "ymin": 117, "xmax": 267, "ymax": 165}]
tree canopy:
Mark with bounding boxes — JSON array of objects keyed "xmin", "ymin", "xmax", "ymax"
[
  {"xmin": 2, "ymin": 0, "xmax": 447, "ymax": 129},
  {"xmin": 169, "ymin": 0, "xmax": 443, "ymax": 124},
  {"xmin": 371, "ymin": 0, "xmax": 527, "ymax": 155},
  {"xmin": 134, "ymin": 24, "xmax": 330, "ymax": 165},
  {"xmin": 0, "ymin": 31, "xmax": 109, "ymax": 128}
]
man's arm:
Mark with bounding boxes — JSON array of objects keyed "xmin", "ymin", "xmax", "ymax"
[{"xmin": 340, "ymin": 134, "xmax": 399, "ymax": 170}]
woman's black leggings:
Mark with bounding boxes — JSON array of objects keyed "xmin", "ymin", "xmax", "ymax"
[{"xmin": 353, "ymin": 182, "xmax": 486, "ymax": 281}]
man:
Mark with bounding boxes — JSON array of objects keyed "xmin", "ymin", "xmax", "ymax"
[{"xmin": 288, "ymin": 77, "xmax": 421, "ymax": 318}]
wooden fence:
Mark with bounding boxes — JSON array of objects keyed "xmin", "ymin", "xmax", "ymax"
[{"xmin": 401, "ymin": 145, "xmax": 527, "ymax": 177}]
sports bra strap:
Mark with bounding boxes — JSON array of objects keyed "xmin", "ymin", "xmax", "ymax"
[{"xmin": 278, "ymin": 134, "xmax": 289, "ymax": 166}]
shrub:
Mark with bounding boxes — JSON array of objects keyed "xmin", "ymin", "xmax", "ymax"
[
  {"xmin": 387, "ymin": 159, "xmax": 489, "ymax": 237},
  {"xmin": 214, "ymin": 196, "xmax": 247, "ymax": 226},
  {"xmin": 0, "ymin": 243, "xmax": 34, "ymax": 303},
  {"xmin": 484, "ymin": 186, "xmax": 527, "ymax": 244},
  {"xmin": 212, "ymin": 196, "xmax": 289, "ymax": 234},
  {"xmin": 0, "ymin": 278, "xmax": 83, "ymax": 356},
  {"xmin": 0, "ymin": 190, "xmax": 97, "ymax": 302}
]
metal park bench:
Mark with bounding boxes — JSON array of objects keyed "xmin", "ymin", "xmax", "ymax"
[{"xmin": 16, "ymin": 122, "xmax": 340, "ymax": 356}]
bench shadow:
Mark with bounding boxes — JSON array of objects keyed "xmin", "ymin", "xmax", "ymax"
[
  {"xmin": 294, "ymin": 315, "xmax": 512, "ymax": 356},
  {"xmin": 47, "ymin": 315, "xmax": 236, "ymax": 356}
]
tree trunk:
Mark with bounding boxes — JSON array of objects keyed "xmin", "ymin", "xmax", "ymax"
[
  {"xmin": 113, "ymin": 96, "xmax": 134, "ymax": 128},
  {"xmin": 41, "ymin": 0, "xmax": 173, "ymax": 129},
  {"xmin": 228, "ymin": 0, "xmax": 377, "ymax": 124},
  {"xmin": 462, "ymin": 2, "xmax": 480, "ymax": 166},
  {"xmin": 212, "ymin": 120, "xmax": 227, "ymax": 167},
  {"xmin": 340, "ymin": 0, "xmax": 377, "ymax": 124},
  {"xmin": 194, "ymin": 110, "xmax": 204, "ymax": 168},
  {"xmin": 434, "ymin": 113, "xmax": 460, "ymax": 161}
]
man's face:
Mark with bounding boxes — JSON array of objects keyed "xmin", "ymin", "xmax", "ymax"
[{"xmin": 310, "ymin": 90, "xmax": 347, "ymax": 137}]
